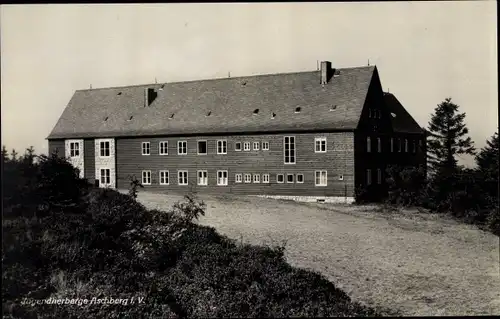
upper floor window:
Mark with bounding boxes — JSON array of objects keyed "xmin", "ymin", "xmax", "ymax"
[
  {"xmin": 253, "ymin": 141, "xmax": 260, "ymax": 151},
  {"xmin": 217, "ymin": 170, "xmax": 228, "ymax": 186},
  {"xmin": 315, "ymin": 171, "xmax": 327, "ymax": 186},
  {"xmin": 142, "ymin": 142, "xmax": 150, "ymax": 155},
  {"xmin": 315, "ymin": 137, "xmax": 327, "ymax": 153},
  {"xmin": 159, "ymin": 141, "xmax": 168, "ymax": 155},
  {"xmin": 197, "ymin": 141, "xmax": 207, "ymax": 155},
  {"xmin": 100, "ymin": 141, "xmax": 110, "ymax": 157},
  {"xmin": 217, "ymin": 140, "xmax": 227, "ymax": 154},
  {"xmin": 178, "ymin": 141, "xmax": 187, "ymax": 155},
  {"xmin": 235, "ymin": 142, "xmax": 242, "ymax": 152},
  {"xmin": 377, "ymin": 137, "xmax": 381, "ymax": 153},
  {"xmin": 367, "ymin": 137, "xmax": 371, "ymax": 153},
  {"xmin": 243, "ymin": 142, "xmax": 251, "ymax": 151},
  {"xmin": 142, "ymin": 170, "xmax": 151, "ymax": 185},
  {"xmin": 284, "ymin": 136, "xmax": 296, "ymax": 164},
  {"xmin": 70, "ymin": 142, "xmax": 80, "ymax": 157},
  {"xmin": 262, "ymin": 141, "xmax": 270, "ymax": 150}
]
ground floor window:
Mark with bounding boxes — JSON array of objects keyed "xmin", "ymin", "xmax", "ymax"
[
  {"xmin": 244, "ymin": 174, "xmax": 251, "ymax": 183},
  {"xmin": 366, "ymin": 169, "xmax": 372, "ymax": 185},
  {"xmin": 178, "ymin": 170, "xmax": 188, "ymax": 185},
  {"xmin": 100, "ymin": 168, "xmax": 110, "ymax": 185},
  {"xmin": 142, "ymin": 170, "xmax": 151, "ymax": 185},
  {"xmin": 277, "ymin": 174, "xmax": 284, "ymax": 183},
  {"xmin": 217, "ymin": 170, "xmax": 228, "ymax": 186},
  {"xmin": 159, "ymin": 170, "xmax": 169, "ymax": 185},
  {"xmin": 197, "ymin": 170, "xmax": 208, "ymax": 185},
  {"xmin": 315, "ymin": 171, "xmax": 327, "ymax": 186},
  {"xmin": 262, "ymin": 174, "xmax": 270, "ymax": 183},
  {"xmin": 253, "ymin": 174, "xmax": 260, "ymax": 183},
  {"xmin": 296, "ymin": 174, "xmax": 304, "ymax": 183},
  {"xmin": 235, "ymin": 173, "xmax": 242, "ymax": 183}
]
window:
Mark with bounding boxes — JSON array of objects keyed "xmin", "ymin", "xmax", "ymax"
[
  {"xmin": 159, "ymin": 141, "xmax": 168, "ymax": 155},
  {"xmin": 377, "ymin": 138, "xmax": 381, "ymax": 152},
  {"xmin": 253, "ymin": 174, "xmax": 260, "ymax": 183},
  {"xmin": 287, "ymin": 174, "xmax": 294, "ymax": 183},
  {"xmin": 284, "ymin": 136, "xmax": 296, "ymax": 164},
  {"xmin": 142, "ymin": 170, "xmax": 151, "ymax": 185},
  {"xmin": 197, "ymin": 141, "xmax": 207, "ymax": 155},
  {"xmin": 367, "ymin": 137, "xmax": 371, "ymax": 153},
  {"xmin": 404, "ymin": 139, "xmax": 409, "ymax": 152},
  {"xmin": 142, "ymin": 142, "xmax": 150, "ymax": 155},
  {"xmin": 377, "ymin": 168, "xmax": 382, "ymax": 184},
  {"xmin": 366, "ymin": 169, "xmax": 372, "ymax": 185},
  {"xmin": 315, "ymin": 137, "xmax": 327, "ymax": 153},
  {"xmin": 217, "ymin": 140, "xmax": 227, "ymax": 154},
  {"xmin": 217, "ymin": 170, "xmax": 228, "ymax": 186},
  {"xmin": 178, "ymin": 141, "xmax": 187, "ymax": 155},
  {"xmin": 262, "ymin": 141, "xmax": 269, "ymax": 150},
  {"xmin": 398, "ymin": 138, "xmax": 402, "ymax": 152},
  {"xmin": 412, "ymin": 140, "xmax": 416, "ymax": 153},
  {"xmin": 419, "ymin": 140, "xmax": 423, "ymax": 152},
  {"xmin": 178, "ymin": 170, "xmax": 188, "ymax": 185},
  {"xmin": 262, "ymin": 174, "xmax": 270, "ymax": 183},
  {"xmin": 100, "ymin": 168, "xmax": 110, "ymax": 185},
  {"xmin": 369, "ymin": 108, "xmax": 372, "ymax": 118},
  {"xmin": 244, "ymin": 174, "xmax": 252, "ymax": 183},
  {"xmin": 159, "ymin": 170, "xmax": 169, "ymax": 185},
  {"xmin": 100, "ymin": 141, "xmax": 110, "ymax": 157},
  {"xmin": 70, "ymin": 142, "xmax": 80, "ymax": 157},
  {"xmin": 315, "ymin": 171, "xmax": 327, "ymax": 186},
  {"xmin": 390, "ymin": 138, "xmax": 394, "ymax": 152},
  {"xmin": 253, "ymin": 141, "xmax": 260, "ymax": 151},
  {"xmin": 277, "ymin": 174, "xmax": 284, "ymax": 183},
  {"xmin": 235, "ymin": 174, "xmax": 242, "ymax": 183},
  {"xmin": 235, "ymin": 142, "xmax": 242, "ymax": 151},
  {"xmin": 296, "ymin": 174, "xmax": 304, "ymax": 183},
  {"xmin": 243, "ymin": 142, "xmax": 251, "ymax": 151},
  {"xmin": 197, "ymin": 170, "xmax": 208, "ymax": 185},
  {"xmin": 338, "ymin": 175, "xmax": 344, "ymax": 181}
]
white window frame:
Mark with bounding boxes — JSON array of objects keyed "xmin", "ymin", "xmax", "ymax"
[
  {"xmin": 99, "ymin": 141, "xmax": 111, "ymax": 158},
  {"xmin": 235, "ymin": 142, "xmax": 242, "ymax": 152},
  {"xmin": 284, "ymin": 136, "xmax": 296, "ymax": 164},
  {"xmin": 367, "ymin": 169, "xmax": 372, "ymax": 185},
  {"xmin": 217, "ymin": 140, "xmax": 227, "ymax": 154},
  {"xmin": 377, "ymin": 168, "xmax": 382, "ymax": 184},
  {"xmin": 277, "ymin": 174, "xmax": 284, "ymax": 184},
  {"xmin": 367, "ymin": 137, "xmax": 371, "ymax": 153},
  {"xmin": 262, "ymin": 174, "xmax": 270, "ymax": 183},
  {"xmin": 377, "ymin": 137, "xmax": 381, "ymax": 153},
  {"xmin": 159, "ymin": 141, "xmax": 168, "ymax": 155},
  {"xmin": 296, "ymin": 174, "xmax": 304, "ymax": 183},
  {"xmin": 142, "ymin": 170, "xmax": 151, "ymax": 185},
  {"xmin": 235, "ymin": 174, "xmax": 242, "ymax": 183},
  {"xmin": 315, "ymin": 137, "xmax": 327, "ymax": 153},
  {"xmin": 178, "ymin": 170, "xmax": 188, "ymax": 185},
  {"xmin": 262, "ymin": 141, "xmax": 270, "ymax": 151},
  {"xmin": 197, "ymin": 140, "xmax": 208, "ymax": 155},
  {"xmin": 178, "ymin": 141, "xmax": 187, "ymax": 155},
  {"xmin": 243, "ymin": 142, "xmax": 251, "ymax": 151},
  {"xmin": 286, "ymin": 174, "xmax": 294, "ymax": 183},
  {"xmin": 253, "ymin": 174, "xmax": 260, "ymax": 183},
  {"xmin": 217, "ymin": 170, "xmax": 228, "ymax": 186},
  {"xmin": 244, "ymin": 173, "xmax": 252, "ymax": 183},
  {"xmin": 159, "ymin": 170, "xmax": 169, "ymax": 185},
  {"xmin": 197, "ymin": 170, "xmax": 208, "ymax": 186},
  {"xmin": 142, "ymin": 142, "xmax": 150, "ymax": 156},
  {"xmin": 253, "ymin": 141, "xmax": 260, "ymax": 151},
  {"xmin": 100, "ymin": 168, "xmax": 111, "ymax": 185},
  {"xmin": 315, "ymin": 170, "xmax": 327, "ymax": 186},
  {"xmin": 70, "ymin": 142, "xmax": 80, "ymax": 157}
]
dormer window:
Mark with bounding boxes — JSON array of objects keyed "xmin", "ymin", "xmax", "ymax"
[
  {"xmin": 128, "ymin": 116, "xmax": 133, "ymax": 121},
  {"xmin": 117, "ymin": 92, "xmax": 122, "ymax": 95},
  {"xmin": 295, "ymin": 107, "xmax": 301, "ymax": 113},
  {"xmin": 253, "ymin": 109, "xmax": 259, "ymax": 115},
  {"xmin": 104, "ymin": 116, "xmax": 108, "ymax": 121},
  {"xmin": 206, "ymin": 111, "xmax": 212, "ymax": 117},
  {"xmin": 329, "ymin": 105, "xmax": 337, "ymax": 111},
  {"xmin": 271, "ymin": 112, "xmax": 276, "ymax": 119},
  {"xmin": 169, "ymin": 113, "xmax": 175, "ymax": 119}
]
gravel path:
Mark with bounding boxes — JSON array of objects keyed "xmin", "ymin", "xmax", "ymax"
[{"xmin": 134, "ymin": 191, "xmax": 500, "ymax": 316}]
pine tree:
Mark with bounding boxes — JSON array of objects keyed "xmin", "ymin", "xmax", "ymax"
[
  {"xmin": 10, "ymin": 149, "xmax": 18, "ymax": 162},
  {"xmin": 426, "ymin": 98, "xmax": 476, "ymax": 176},
  {"xmin": 2, "ymin": 145, "xmax": 9, "ymax": 162},
  {"xmin": 475, "ymin": 131, "xmax": 499, "ymax": 202}
]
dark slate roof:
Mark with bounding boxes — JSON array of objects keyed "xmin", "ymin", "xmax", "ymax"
[
  {"xmin": 47, "ymin": 66, "xmax": 376, "ymax": 139},
  {"xmin": 384, "ymin": 92, "xmax": 425, "ymax": 134}
]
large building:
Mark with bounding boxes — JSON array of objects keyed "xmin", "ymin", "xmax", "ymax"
[{"xmin": 47, "ymin": 61, "xmax": 426, "ymax": 203}]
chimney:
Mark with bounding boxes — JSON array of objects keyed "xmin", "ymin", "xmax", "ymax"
[
  {"xmin": 320, "ymin": 61, "xmax": 334, "ymax": 85},
  {"xmin": 144, "ymin": 88, "xmax": 158, "ymax": 107}
]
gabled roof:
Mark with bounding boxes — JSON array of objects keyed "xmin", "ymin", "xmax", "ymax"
[
  {"xmin": 47, "ymin": 66, "xmax": 376, "ymax": 139},
  {"xmin": 384, "ymin": 92, "xmax": 425, "ymax": 134}
]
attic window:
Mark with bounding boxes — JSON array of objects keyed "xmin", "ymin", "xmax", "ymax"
[
  {"xmin": 295, "ymin": 107, "xmax": 301, "ymax": 113},
  {"xmin": 206, "ymin": 111, "xmax": 212, "ymax": 117},
  {"xmin": 169, "ymin": 113, "xmax": 175, "ymax": 119},
  {"xmin": 117, "ymin": 92, "xmax": 122, "ymax": 95},
  {"xmin": 253, "ymin": 109, "xmax": 259, "ymax": 115},
  {"xmin": 104, "ymin": 116, "xmax": 109, "ymax": 121},
  {"xmin": 271, "ymin": 112, "xmax": 276, "ymax": 119},
  {"xmin": 241, "ymin": 81, "xmax": 247, "ymax": 86},
  {"xmin": 329, "ymin": 105, "xmax": 337, "ymax": 111},
  {"xmin": 391, "ymin": 113, "xmax": 397, "ymax": 118},
  {"xmin": 128, "ymin": 116, "xmax": 133, "ymax": 121}
]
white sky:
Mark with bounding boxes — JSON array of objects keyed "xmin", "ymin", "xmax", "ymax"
[{"xmin": 1, "ymin": 2, "xmax": 497, "ymax": 166}]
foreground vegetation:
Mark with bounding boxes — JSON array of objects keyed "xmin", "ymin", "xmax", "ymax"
[{"xmin": 2, "ymin": 151, "xmax": 379, "ymax": 318}]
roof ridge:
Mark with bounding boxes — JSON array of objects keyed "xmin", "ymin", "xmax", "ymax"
[{"xmin": 77, "ymin": 65, "xmax": 374, "ymax": 92}]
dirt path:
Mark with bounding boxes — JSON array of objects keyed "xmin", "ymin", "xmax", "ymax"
[{"xmin": 135, "ymin": 191, "xmax": 500, "ymax": 316}]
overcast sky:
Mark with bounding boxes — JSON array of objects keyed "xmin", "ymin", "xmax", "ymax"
[{"xmin": 1, "ymin": 2, "xmax": 497, "ymax": 166}]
